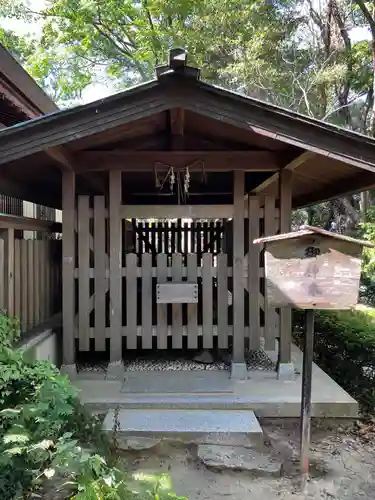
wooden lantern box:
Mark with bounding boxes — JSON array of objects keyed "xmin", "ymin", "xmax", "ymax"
[{"xmin": 254, "ymin": 225, "xmax": 374, "ymax": 310}]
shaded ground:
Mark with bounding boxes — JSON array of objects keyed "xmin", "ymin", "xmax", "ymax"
[{"xmin": 120, "ymin": 420, "xmax": 375, "ymax": 500}]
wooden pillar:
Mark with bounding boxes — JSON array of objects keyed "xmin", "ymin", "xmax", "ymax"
[
  {"xmin": 109, "ymin": 170, "xmax": 123, "ymax": 366},
  {"xmin": 279, "ymin": 169, "xmax": 293, "ymax": 372},
  {"xmin": 2, "ymin": 228, "xmax": 14, "ymax": 317},
  {"xmin": 232, "ymin": 170, "xmax": 246, "ymax": 376},
  {"xmin": 62, "ymin": 170, "xmax": 76, "ymax": 369},
  {"xmin": 248, "ymin": 196, "xmax": 260, "ymax": 349},
  {"xmin": 0, "ymin": 237, "xmax": 4, "ymax": 311}
]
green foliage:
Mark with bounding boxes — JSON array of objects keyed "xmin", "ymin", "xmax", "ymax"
[
  {"xmin": 293, "ymin": 308, "xmax": 375, "ymax": 412},
  {"xmin": 358, "ymin": 207, "xmax": 375, "ymax": 275},
  {"xmin": 355, "ymin": 205, "xmax": 375, "ymax": 304},
  {"xmin": 0, "ymin": 0, "xmax": 302, "ymax": 104},
  {"xmin": 0, "ymin": 0, "xmax": 374, "ymax": 137},
  {"xmin": 0, "ymin": 314, "xmax": 185, "ymax": 499}
]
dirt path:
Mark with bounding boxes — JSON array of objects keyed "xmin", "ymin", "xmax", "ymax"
[{"xmin": 124, "ymin": 421, "xmax": 375, "ymax": 500}]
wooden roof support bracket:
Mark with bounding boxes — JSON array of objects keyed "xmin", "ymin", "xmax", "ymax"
[
  {"xmin": 47, "ymin": 146, "xmax": 74, "ymax": 171},
  {"xmin": 46, "ymin": 145, "xmax": 106, "ymax": 194},
  {"xmin": 250, "ymin": 151, "xmax": 315, "ymax": 195}
]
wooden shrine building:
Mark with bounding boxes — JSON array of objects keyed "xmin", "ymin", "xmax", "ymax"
[{"xmin": 1, "ymin": 49, "xmax": 375, "ymax": 379}]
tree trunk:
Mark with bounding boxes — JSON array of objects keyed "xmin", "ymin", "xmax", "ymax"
[{"xmin": 360, "ymin": 191, "xmax": 370, "ymax": 221}]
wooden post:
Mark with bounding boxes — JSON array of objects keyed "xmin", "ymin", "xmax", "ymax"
[
  {"xmin": 78, "ymin": 196, "xmax": 90, "ymax": 351},
  {"xmin": 62, "ymin": 170, "xmax": 76, "ymax": 373},
  {"xmin": 2, "ymin": 228, "xmax": 14, "ymax": 318},
  {"xmin": 27, "ymin": 240, "xmax": 34, "ymax": 329},
  {"xmin": 94, "ymin": 196, "xmax": 107, "ymax": 351},
  {"xmin": 278, "ymin": 169, "xmax": 294, "ymax": 378},
  {"xmin": 248, "ymin": 196, "xmax": 260, "ymax": 349},
  {"xmin": 300, "ymin": 309, "xmax": 314, "ymax": 487},
  {"xmin": 108, "ymin": 170, "xmax": 123, "ymax": 375},
  {"xmin": 231, "ymin": 170, "xmax": 246, "ymax": 378},
  {"xmin": 0, "ymin": 238, "xmax": 4, "ymax": 312},
  {"xmin": 264, "ymin": 195, "xmax": 278, "ymax": 349}
]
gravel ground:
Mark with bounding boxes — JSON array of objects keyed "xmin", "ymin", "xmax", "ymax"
[
  {"xmin": 77, "ymin": 348, "xmax": 276, "ymax": 373},
  {"xmin": 120, "ymin": 420, "xmax": 375, "ymax": 500}
]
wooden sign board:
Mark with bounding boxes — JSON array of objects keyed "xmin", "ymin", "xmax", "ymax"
[
  {"xmin": 254, "ymin": 225, "xmax": 374, "ymax": 310},
  {"xmin": 157, "ymin": 282, "xmax": 198, "ymax": 304}
]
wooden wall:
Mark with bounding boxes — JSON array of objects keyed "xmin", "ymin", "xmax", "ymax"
[{"xmin": 0, "ymin": 230, "xmax": 62, "ymax": 331}]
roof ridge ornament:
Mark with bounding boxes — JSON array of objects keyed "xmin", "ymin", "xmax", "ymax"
[{"xmin": 155, "ymin": 48, "xmax": 200, "ymax": 80}]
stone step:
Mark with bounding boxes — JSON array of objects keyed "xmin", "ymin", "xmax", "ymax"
[
  {"xmin": 85, "ymin": 393, "xmax": 264, "ymax": 412},
  {"xmin": 197, "ymin": 444, "xmax": 283, "ymax": 476},
  {"xmin": 102, "ymin": 409, "xmax": 263, "ymax": 447}
]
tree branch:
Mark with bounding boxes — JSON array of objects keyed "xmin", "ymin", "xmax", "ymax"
[
  {"xmin": 355, "ymin": 0, "xmax": 375, "ymax": 38},
  {"xmin": 142, "ymin": 0, "xmax": 161, "ymax": 65}
]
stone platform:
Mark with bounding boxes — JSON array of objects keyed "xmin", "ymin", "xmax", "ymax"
[{"xmin": 73, "ymin": 345, "xmax": 358, "ymax": 418}]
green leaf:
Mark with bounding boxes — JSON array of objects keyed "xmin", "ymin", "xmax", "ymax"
[
  {"xmin": 3, "ymin": 433, "xmax": 29, "ymax": 444},
  {"xmin": 5, "ymin": 446, "xmax": 24, "ymax": 455}
]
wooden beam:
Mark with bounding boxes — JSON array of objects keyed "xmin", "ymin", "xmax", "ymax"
[
  {"xmin": 169, "ymin": 108, "xmax": 185, "ymax": 137},
  {"xmin": 251, "ymin": 151, "xmax": 314, "ymax": 194},
  {"xmin": 109, "ymin": 170, "xmax": 122, "ymax": 362},
  {"xmin": 0, "ymin": 214, "xmax": 61, "ymax": 232},
  {"xmin": 169, "ymin": 108, "xmax": 185, "ymax": 149},
  {"xmin": 121, "ymin": 204, "xmax": 232, "ymax": 219},
  {"xmin": 120, "ymin": 204, "xmax": 277, "ymax": 219},
  {"xmin": 279, "ymin": 169, "xmax": 292, "ymax": 365},
  {"xmin": 233, "ymin": 170, "xmax": 245, "ymax": 364},
  {"xmin": 75, "ymin": 151, "xmax": 278, "ymax": 172},
  {"xmin": 62, "ymin": 170, "xmax": 76, "ymax": 365}
]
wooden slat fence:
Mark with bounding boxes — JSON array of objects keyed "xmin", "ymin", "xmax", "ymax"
[
  {"xmin": 0, "ymin": 195, "xmax": 23, "ymax": 216},
  {"xmin": 74, "ymin": 195, "xmax": 279, "ymax": 351},
  {"xmin": 133, "ymin": 219, "xmax": 225, "ymax": 266},
  {"xmin": 0, "ymin": 235, "xmax": 61, "ymax": 331}
]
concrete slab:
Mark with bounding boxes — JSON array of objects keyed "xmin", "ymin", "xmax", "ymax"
[
  {"xmin": 121, "ymin": 371, "xmax": 233, "ymax": 394},
  {"xmin": 102, "ymin": 409, "xmax": 263, "ymax": 444}
]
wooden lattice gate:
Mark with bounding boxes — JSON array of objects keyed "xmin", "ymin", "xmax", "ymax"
[{"xmin": 74, "ymin": 196, "xmax": 280, "ymax": 353}]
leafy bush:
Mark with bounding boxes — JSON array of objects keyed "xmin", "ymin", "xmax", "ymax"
[
  {"xmin": 293, "ymin": 308, "xmax": 375, "ymax": 412},
  {"xmin": 357, "ymin": 207, "xmax": 375, "ymax": 306},
  {"xmin": 0, "ymin": 315, "xmax": 186, "ymax": 499}
]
